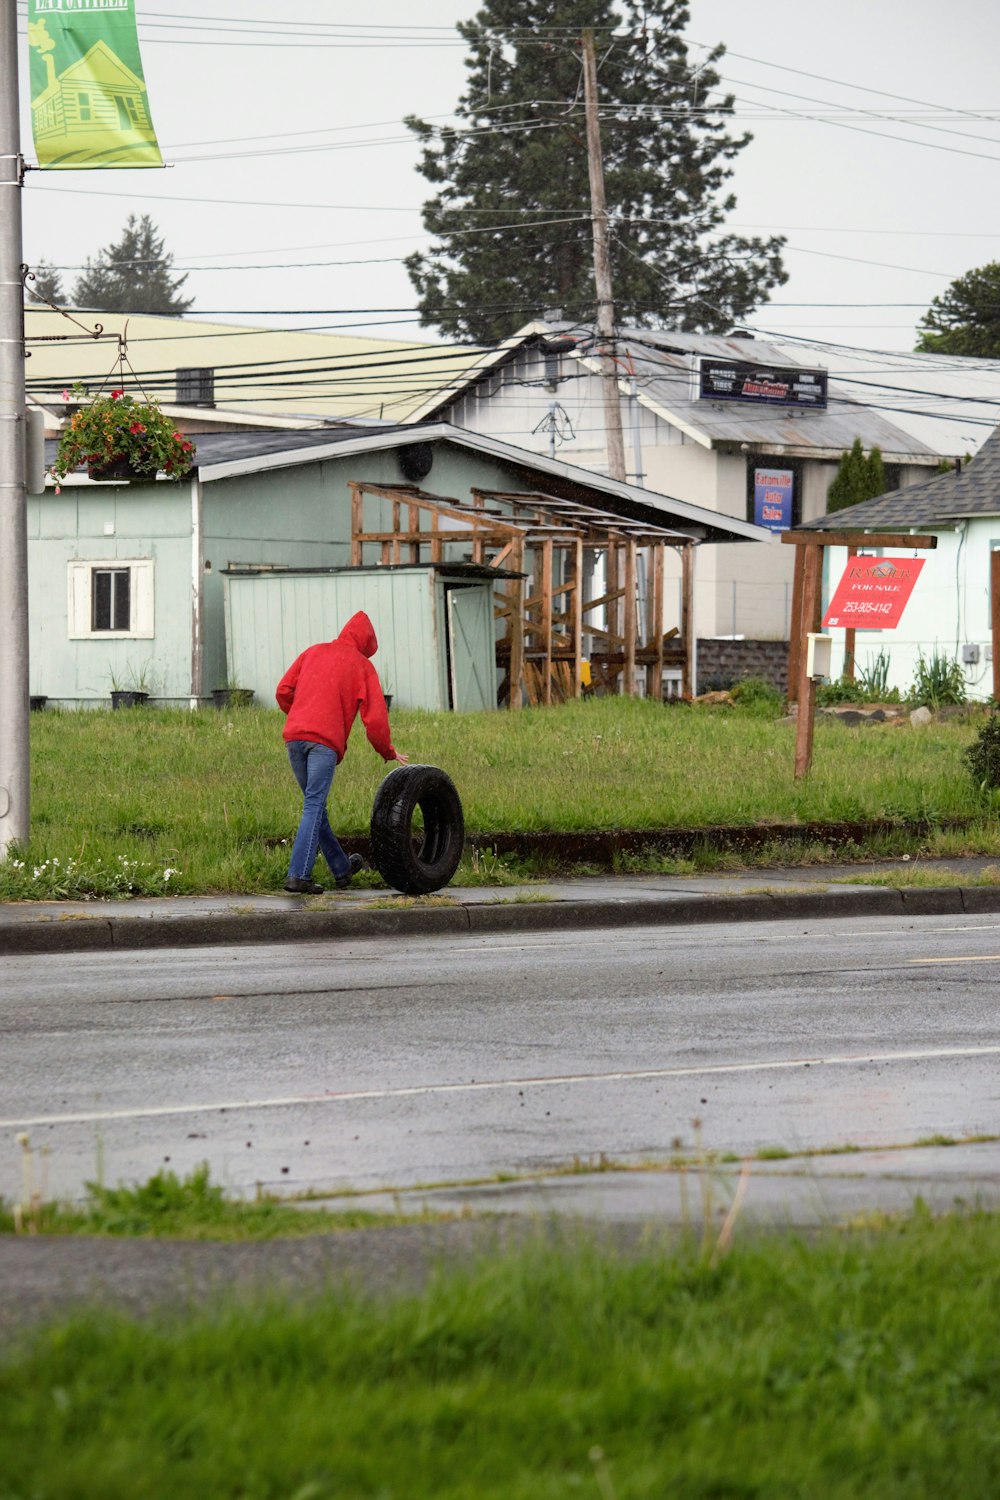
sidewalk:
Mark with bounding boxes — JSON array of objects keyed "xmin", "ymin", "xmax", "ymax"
[{"xmin": 4, "ymin": 856, "xmax": 1000, "ymax": 955}]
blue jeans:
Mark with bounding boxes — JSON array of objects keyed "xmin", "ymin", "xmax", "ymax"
[{"xmin": 286, "ymin": 740, "xmax": 351, "ymax": 881}]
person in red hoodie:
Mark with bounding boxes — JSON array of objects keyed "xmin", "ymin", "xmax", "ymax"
[{"xmin": 276, "ymin": 611, "xmax": 408, "ymax": 894}]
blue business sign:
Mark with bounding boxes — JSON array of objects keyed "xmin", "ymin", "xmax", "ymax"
[{"xmin": 754, "ymin": 468, "xmax": 793, "ymax": 531}]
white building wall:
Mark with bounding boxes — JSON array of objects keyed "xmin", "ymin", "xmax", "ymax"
[{"xmin": 442, "ymin": 350, "xmax": 936, "ymax": 643}]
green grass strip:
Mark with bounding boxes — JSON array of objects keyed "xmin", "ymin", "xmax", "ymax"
[
  {"xmin": 4, "ymin": 698, "xmax": 1000, "ymax": 898},
  {"xmin": 0, "ymin": 1164, "xmax": 436, "ymax": 1240},
  {"xmin": 2, "ymin": 1211, "xmax": 999, "ymax": 1498}
]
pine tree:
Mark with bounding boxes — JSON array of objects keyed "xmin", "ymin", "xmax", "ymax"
[
  {"xmin": 72, "ymin": 215, "xmax": 193, "ymax": 315},
  {"xmin": 26, "ymin": 260, "xmax": 65, "ymax": 305},
  {"xmin": 405, "ymin": 0, "xmax": 786, "ymax": 342},
  {"xmin": 826, "ymin": 440, "xmax": 887, "ymax": 513},
  {"xmin": 916, "ymin": 262, "xmax": 1000, "ymax": 357}
]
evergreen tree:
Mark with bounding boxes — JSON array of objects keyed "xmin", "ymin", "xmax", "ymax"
[
  {"xmin": 72, "ymin": 215, "xmax": 193, "ymax": 315},
  {"xmin": 405, "ymin": 0, "xmax": 786, "ymax": 342},
  {"xmin": 826, "ymin": 439, "xmax": 887, "ymax": 513},
  {"xmin": 26, "ymin": 260, "xmax": 65, "ymax": 305},
  {"xmin": 916, "ymin": 262, "xmax": 1000, "ymax": 357}
]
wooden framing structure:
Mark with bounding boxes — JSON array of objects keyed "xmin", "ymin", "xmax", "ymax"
[
  {"xmin": 782, "ymin": 529, "xmax": 938, "ymax": 778},
  {"xmin": 349, "ymin": 480, "xmax": 697, "ymax": 708}
]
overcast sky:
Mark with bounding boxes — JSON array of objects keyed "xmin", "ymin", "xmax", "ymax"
[{"xmin": 15, "ymin": 0, "xmax": 1000, "ymax": 355}]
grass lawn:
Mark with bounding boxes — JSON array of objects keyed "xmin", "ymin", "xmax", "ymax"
[
  {"xmin": 2, "ymin": 1211, "xmax": 999, "ymax": 1498},
  {"xmin": 1, "ymin": 697, "xmax": 998, "ymax": 898}
]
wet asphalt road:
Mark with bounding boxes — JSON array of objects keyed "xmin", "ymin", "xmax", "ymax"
[{"xmin": 3, "ymin": 910, "xmax": 999, "ymax": 1207}]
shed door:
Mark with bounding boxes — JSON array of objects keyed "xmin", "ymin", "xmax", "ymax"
[{"xmin": 446, "ymin": 585, "xmax": 493, "ymax": 712}]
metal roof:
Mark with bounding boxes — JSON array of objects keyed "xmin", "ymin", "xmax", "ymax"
[
  {"xmin": 766, "ymin": 337, "xmax": 1000, "ymax": 459},
  {"xmin": 192, "ymin": 421, "xmax": 772, "ymax": 546},
  {"xmin": 44, "ymin": 420, "xmax": 771, "ymax": 546},
  {"xmin": 797, "ymin": 424, "xmax": 1000, "ymax": 532},
  {"xmin": 24, "ymin": 306, "xmax": 483, "ymax": 423},
  {"xmin": 407, "ymin": 322, "xmax": 943, "ymax": 466}
]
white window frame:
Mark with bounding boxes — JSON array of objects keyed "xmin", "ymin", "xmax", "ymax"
[{"xmin": 68, "ymin": 558, "xmax": 155, "ymax": 640}]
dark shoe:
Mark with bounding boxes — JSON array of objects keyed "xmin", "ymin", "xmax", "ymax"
[
  {"xmin": 283, "ymin": 876, "xmax": 324, "ymax": 895},
  {"xmin": 335, "ymin": 854, "xmax": 365, "ymax": 890}
]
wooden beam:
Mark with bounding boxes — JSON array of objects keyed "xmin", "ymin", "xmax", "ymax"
[
  {"xmin": 843, "ymin": 545, "xmax": 858, "ymax": 681},
  {"xmin": 606, "ymin": 542, "xmax": 620, "ymax": 688},
  {"xmin": 541, "ymin": 539, "xmax": 554, "ymax": 704},
  {"xmin": 651, "ymin": 543, "xmax": 665, "ymax": 701},
  {"xmin": 794, "ymin": 544, "xmax": 823, "ymax": 779},
  {"xmin": 509, "ymin": 539, "xmax": 525, "ymax": 709},
  {"xmin": 573, "ymin": 536, "xmax": 584, "ymax": 698},
  {"xmin": 350, "ymin": 483, "xmax": 366, "ymax": 566},
  {"xmin": 623, "ymin": 539, "xmax": 637, "ymax": 697},
  {"xmin": 391, "ymin": 500, "xmax": 401, "ymax": 565},
  {"xmin": 680, "ymin": 543, "xmax": 694, "ymax": 701},
  {"xmin": 781, "ymin": 530, "xmax": 937, "ymax": 550},
  {"xmin": 786, "ymin": 544, "xmax": 806, "ymax": 705}
]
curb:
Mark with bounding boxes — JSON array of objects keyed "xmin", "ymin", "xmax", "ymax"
[{"xmin": 4, "ymin": 883, "xmax": 999, "ymax": 956}]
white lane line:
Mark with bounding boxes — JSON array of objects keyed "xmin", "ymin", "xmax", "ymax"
[
  {"xmin": 5, "ymin": 1044, "xmax": 1000, "ymax": 1130},
  {"xmin": 466, "ymin": 922, "xmax": 1000, "ymax": 954},
  {"xmin": 911, "ymin": 955, "xmax": 1000, "ymax": 965}
]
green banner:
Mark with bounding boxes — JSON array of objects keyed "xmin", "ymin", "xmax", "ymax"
[{"xmin": 27, "ymin": 1, "xmax": 162, "ymax": 169}]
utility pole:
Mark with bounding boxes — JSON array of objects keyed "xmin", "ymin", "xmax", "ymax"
[
  {"xmin": 581, "ymin": 27, "xmax": 627, "ymax": 484},
  {"xmin": 0, "ymin": 2, "xmax": 29, "ymax": 856}
]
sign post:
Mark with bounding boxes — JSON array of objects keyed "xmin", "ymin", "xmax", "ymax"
[{"xmin": 782, "ymin": 531, "xmax": 938, "ymax": 779}]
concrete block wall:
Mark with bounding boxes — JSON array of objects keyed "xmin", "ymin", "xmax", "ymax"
[{"xmin": 697, "ymin": 638, "xmax": 789, "ymax": 694}]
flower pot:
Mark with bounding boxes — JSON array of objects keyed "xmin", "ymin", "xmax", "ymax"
[
  {"xmin": 88, "ymin": 456, "xmax": 150, "ymax": 482},
  {"xmin": 29, "ymin": 695, "xmax": 47, "ymax": 711},
  {"xmin": 111, "ymin": 690, "xmax": 149, "ymax": 709},
  {"xmin": 212, "ymin": 687, "xmax": 254, "ymax": 710}
]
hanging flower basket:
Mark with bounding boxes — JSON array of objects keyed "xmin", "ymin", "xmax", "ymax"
[
  {"xmin": 52, "ymin": 386, "xmax": 196, "ymax": 485},
  {"xmin": 88, "ymin": 455, "xmax": 148, "ymax": 483}
]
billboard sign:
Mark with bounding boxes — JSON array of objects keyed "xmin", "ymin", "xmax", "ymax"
[
  {"xmin": 698, "ymin": 358, "xmax": 828, "ymax": 409},
  {"xmin": 753, "ymin": 468, "xmax": 793, "ymax": 531},
  {"xmin": 823, "ymin": 556, "xmax": 925, "ymax": 631}
]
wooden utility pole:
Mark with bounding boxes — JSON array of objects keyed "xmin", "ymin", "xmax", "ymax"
[{"xmin": 581, "ymin": 28, "xmax": 627, "ymax": 484}]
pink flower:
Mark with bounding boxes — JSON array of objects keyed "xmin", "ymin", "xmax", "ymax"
[
  {"xmin": 61, "ymin": 389, "xmax": 71, "ymax": 401},
  {"xmin": 111, "ymin": 389, "xmax": 124, "ymax": 400},
  {"xmin": 129, "ymin": 421, "xmax": 145, "ymax": 435}
]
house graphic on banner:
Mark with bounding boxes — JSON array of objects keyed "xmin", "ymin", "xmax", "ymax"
[{"xmin": 28, "ymin": 21, "xmax": 159, "ymax": 167}]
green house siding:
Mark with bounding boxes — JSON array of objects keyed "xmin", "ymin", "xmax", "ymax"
[{"xmin": 28, "ymin": 479, "xmax": 192, "ymax": 704}]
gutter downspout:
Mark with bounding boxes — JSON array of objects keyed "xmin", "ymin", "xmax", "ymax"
[{"xmin": 190, "ymin": 474, "xmax": 203, "ymax": 709}]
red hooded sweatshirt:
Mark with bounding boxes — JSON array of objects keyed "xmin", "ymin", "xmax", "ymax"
[{"xmin": 275, "ymin": 611, "xmax": 396, "ymax": 763}]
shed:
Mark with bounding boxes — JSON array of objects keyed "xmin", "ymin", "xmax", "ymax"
[{"xmin": 224, "ymin": 564, "xmax": 505, "ymax": 713}]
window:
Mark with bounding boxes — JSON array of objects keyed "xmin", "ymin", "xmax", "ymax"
[
  {"xmin": 92, "ymin": 568, "xmax": 131, "ymax": 632},
  {"xmin": 68, "ymin": 560, "xmax": 154, "ymax": 640},
  {"xmin": 77, "ymin": 91, "xmax": 91, "ymax": 122}
]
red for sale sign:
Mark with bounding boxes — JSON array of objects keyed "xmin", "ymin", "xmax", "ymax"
[{"xmin": 823, "ymin": 556, "xmax": 925, "ymax": 630}]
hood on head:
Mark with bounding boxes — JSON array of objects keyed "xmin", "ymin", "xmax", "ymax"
[{"xmin": 337, "ymin": 610, "xmax": 378, "ymax": 657}]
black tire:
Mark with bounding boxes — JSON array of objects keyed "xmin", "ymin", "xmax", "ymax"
[{"xmin": 369, "ymin": 764, "xmax": 465, "ymax": 895}]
